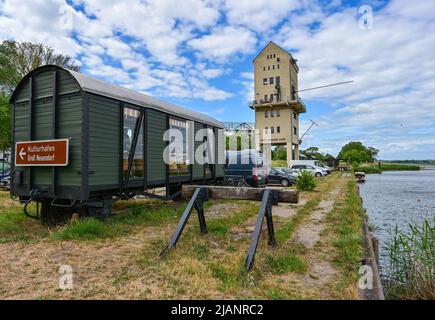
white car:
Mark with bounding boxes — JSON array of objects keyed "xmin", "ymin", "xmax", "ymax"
[
  {"xmin": 289, "ymin": 160, "xmax": 332, "ymax": 174},
  {"xmin": 289, "ymin": 164, "xmax": 328, "ymax": 177}
]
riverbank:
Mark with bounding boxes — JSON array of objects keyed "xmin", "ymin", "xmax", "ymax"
[
  {"xmin": 358, "ymin": 170, "xmax": 435, "ymax": 300},
  {"xmin": 355, "ymin": 163, "xmax": 421, "ymax": 174},
  {"xmin": 0, "ymin": 173, "xmax": 374, "ymax": 299}
]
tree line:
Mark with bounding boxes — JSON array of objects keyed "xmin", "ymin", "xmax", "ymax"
[
  {"xmin": 0, "ymin": 40, "xmax": 80, "ymax": 153},
  {"xmin": 272, "ymin": 141, "xmax": 379, "ymax": 166}
]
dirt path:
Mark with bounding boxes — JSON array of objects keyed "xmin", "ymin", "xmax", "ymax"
[{"xmin": 275, "ymin": 176, "xmax": 350, "ymax": 298}]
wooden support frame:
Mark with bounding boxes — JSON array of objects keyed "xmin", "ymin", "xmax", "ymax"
[
  {"xmin": 162, "ymin": 186, "xmax": 288, "ymax": 271},
  {"xmin": 160, "ymin": 187, "xmax": 209, "ymax": 257},
  {"xmin": 245, "ymin": 189, "xmax": 278, "ymax": 271}
]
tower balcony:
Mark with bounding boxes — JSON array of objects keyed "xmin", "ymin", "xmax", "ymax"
[{"xmin": 249, "ymin": 96, "xmax": 307, "ymax": 113}]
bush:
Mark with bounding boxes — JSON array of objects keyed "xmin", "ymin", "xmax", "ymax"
[
  {"xmin": 354, "ymin": 165, "xmax": 382, "ymax": 174},
  {"xmin": 295, "ymin": 170, "xmax": 317, "ymax": 191}
]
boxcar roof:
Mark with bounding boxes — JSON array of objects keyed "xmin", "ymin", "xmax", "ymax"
[{"xmin": 11, "ymin": 65, "xmax": 224, "ymax": 128}]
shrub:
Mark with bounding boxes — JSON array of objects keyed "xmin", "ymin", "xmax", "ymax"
[
  {"xmin": 354, "ymin": 165, "xmax": 382, "ymax": 174},
  {"xmin": 295, "ymin": 170, "xmax": 317, "ymax": 191}
]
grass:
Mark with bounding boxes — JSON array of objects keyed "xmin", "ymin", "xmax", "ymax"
[
  {"xmin": 264, "ymin": 254, "xmax": 308, "ymax": 274},
  {"xmin": 0, "ymin": 193, "xmax": 48, "ymax": 242},
  {"xmin": 380, "ymin": 163, "xmax": 420, "ymax": 171},
  {"xmin": 272, "ymin": 159, "xmax": 288, "ymax": 168},
  {"xmin": 327, "ymin": 180, "xmax": 364, "ymax": 291},
  {"xmin": 0, "ymin": 173, "xmax": 367, "ymax": 299},
  {"xmin": 276, "ymin": 198, "xmax": 320, "ymax": 242},
  {"xmin": 355, "ymin": 162, "xmax": 421, "ymax": 174},
  {"xmin": 205, "ymin": 201, "xmax": 259, "ymax": 236},
  {"xmin": 384, "ymin": 218, "xmax": 434, "ymax": 300},
  {"xmin": 50, "ymin": 201, "xmax": 185, "ymax": 241},
  {"xmin": 354, "ymin": 165, "xmax": 382, "ymax": 174},
  {"xmin": 51, "ymin": 218, "xmax": 128, "ymax": 240},
  {"xmin": 112, "ymin": 201, "xmax": 184, "ymax": 226}
]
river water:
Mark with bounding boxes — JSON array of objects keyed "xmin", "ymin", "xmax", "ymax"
[{"xmin": 358, "ymin": 169, "xmax": 435, "ymax": 274}]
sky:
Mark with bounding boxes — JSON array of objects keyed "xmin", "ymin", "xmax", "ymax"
[{"xmin": 1, "ymin": 0, "xmax": 434, "ymax": 160}]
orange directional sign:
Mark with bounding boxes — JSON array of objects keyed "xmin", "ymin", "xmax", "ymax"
[{"xmin": 15, "ymin": 139, "xmax": 69, "ymax": 167}]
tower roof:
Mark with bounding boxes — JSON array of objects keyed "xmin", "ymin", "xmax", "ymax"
[{"xmin": 253, "ymin": 41, "xmax": 292, "ymax": 62}]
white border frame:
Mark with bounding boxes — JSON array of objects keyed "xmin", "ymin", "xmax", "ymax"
[{"xmin": 14, "ymin": 138, "xmax": 70, "ymax": 167}]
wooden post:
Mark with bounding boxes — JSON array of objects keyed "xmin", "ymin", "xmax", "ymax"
[{"xmin": 182, "ymin": 185, "xmax": 298, "ymax": 203}]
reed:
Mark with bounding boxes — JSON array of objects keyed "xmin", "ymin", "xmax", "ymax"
[{"xmin": 384, "ymin": 218, "xmax": 434, "ymax": 300}]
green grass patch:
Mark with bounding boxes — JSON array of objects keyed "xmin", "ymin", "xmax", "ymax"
[
  {"xmin": 354, "ymin": 165, "xmax": 382, "ymax": 174},
  {"xmin": 51, "ymin": 218, "xmax": 127, "ymax": 241},
  {"xmin": 113, "ymin": 202, "xmax": 184, "ymax": 226},
  {"xmin": 328, "ymin": 180, "xmax": 364, "ymax": 285},
  {"xmin": 380, "ymin": 163, "xmax": 420, "ymax": 171},
  {"xmin": 206, "ymin": 201, "xmax": 259, "ymax": 236},
  {"xmin": 0, "ymin": 201, "xmax": 48, "ymax": 243},
  {"xmin": 264, "ymin": 287, "xmax": 287, "ymax": 300},
  {"xmin": 264, "ymin": 254, "xmax": 308, "ymax": 274},
  {"xmin": 208, "ymin": 262, "xmax": 240, "ymax": 290},
  {"xmin": 272, "ymin": 160, "xmax": 288, "ymax": 168},
  {"xmin": 276, "ymin": 198, "xmax": 320, "ymax": 242},
  {"xmin": 192, "ymin": 242, "xmax": 210, "ymax": 260},
  {"xmin": 356, "ymin": 162, "xmax": 420, "ymax": 174}
]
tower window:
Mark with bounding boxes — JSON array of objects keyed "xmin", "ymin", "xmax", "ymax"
[
  {"xmin": 265, "ymin": 111, "xmax": 268, "ymax": 118},
  {"xmin": 269, "ymin": 77, "xmax": 274, "ymax": 85},
  {"xmin": 277, "ymin": 126, "xmax": 280, "ymax": 133},
  {"xmin": 277, "ymin": 109, "xmax": 280, "ymax": 117},
  {"xmin": 277, "ymin": 64, "xmax": 280, "ymax": 69},
  {"xmin": 294, "ymin": 126, "xmax": 297, "ymax": 135},
  {"xmin": 271, "ymin": 127, "xmax": 275, "ymax": 134},
  {"xmin": 270, "ymin": 94, "xmax": 273, "ymax": 102},
  {"xmin": 263, "ymin": 78, "xmax": 267, "ymax": 85},
  {"xmin": 263, "ymin": 66, "xmax": 265, "ymax": 71},
  {"xmin": 264, "ymin": 95, "xmax": 267, "ymax": 102},
  {"xmin": 271, "ymin": 110, "xmax": 275, "ymax": 117},
  {"xmin": 265, "ymin": 127, "xmax": 268, "ymax": 133},
  {"xmin": 273, "ymin": 65, "xmax": 275, "ymax": 70},
  {"xmin": 268, "ymin": 66, "xmax": 270, "ymax": 70},
  {"xmin": 276, "ymin": 76, "xmax": 280, "ymax": 84},
  {"xmin": 273, "ymin": 54, "xmax": 276, "ymax": 58}
]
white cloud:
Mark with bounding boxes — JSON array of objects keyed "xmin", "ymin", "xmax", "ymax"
[
  {"xmin": 189, "ymin": 26, "xmax": 257, "ymax": 62},
  {"xmin": 224, "ymin": 0, "xmax": 301, "ymax": 32},
  {"xmin": 274, "ymin": 1, "xmax": 435, "ymax": 159},
  {"xmin": 1, "ymin": 0, "xmax": 435, "ymax": 158}
]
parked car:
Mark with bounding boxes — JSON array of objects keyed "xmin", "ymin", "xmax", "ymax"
[
  {"xmin": 267, "ymin": 168, "xmax": 297, "ymax": 187},
  {"xmin": 289, "ymin": 164, "xmax": 327, "ymax": 177},
  {"xmin": 0, "ymin": 160, "xmax": 10, "ymax": 180},
  {"xmin": 225, "ymin": 151, "xmax": 268, "ymax": 187},
  {"xmin": 289, "ymin": 160, "xmax": 332, "ymax": 174},
  {"xmin": 275, "ymin": 167, "xmax": 299, "ymax": 176},
  {"xmin": 0, "ymin": 175, "xmax": 10, "ymax": 190}
]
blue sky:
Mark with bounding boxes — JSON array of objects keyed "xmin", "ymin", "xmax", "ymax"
[{"xmin": 1, "ymin": 0, "xmax": 435, "ymax": 159}]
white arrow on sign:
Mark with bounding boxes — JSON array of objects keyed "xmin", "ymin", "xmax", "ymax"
[{"xmin": 19, "ymin": 148, "xmax": 26, "ymax": 160}]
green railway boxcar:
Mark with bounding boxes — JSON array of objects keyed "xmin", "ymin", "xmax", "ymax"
[{"xmin": 10, "ymin": 65, "xmax": 225, "ymax": 225}]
